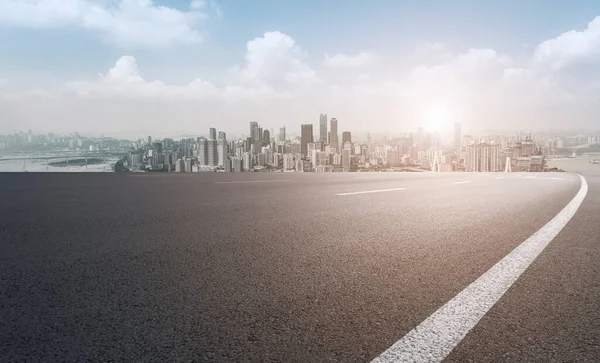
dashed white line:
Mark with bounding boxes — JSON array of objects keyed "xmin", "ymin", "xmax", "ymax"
[
  {"xmin": 214, "ymin": 179, "xmax": 291, "ymax": 184},
  {"xmin": 494, "ymin": 177, "xmax": 505, "ymax": 180},
  {"xmin": 452, "ymin": 181, "xmax": 472, "ymax": 185},
  {"xmin": 371, "ymin": 174, "xmax": 588, "ymax": 363},
  {"xmin": 335, "ymin": 188, "xmax": 406, "ymax": 196}
]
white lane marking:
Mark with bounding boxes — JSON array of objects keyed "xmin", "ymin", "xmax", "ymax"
[
  {"xmin": 372, "ymin": 174, "xmax": 588, "ymax": 363},
  {"xmin": 335, "ymin": 188, "xmax": 406, "ymax": 196},
  {"xmin": 214, "ymin": 179, "xmax": 291, "ymax": 184},
  {"xmin": 354, "ymin": 176, "xmax": 380, "ymax": 179},
  {"xmin": 522, "ymin": 176, "xmax": 564, "ymax": 180},
  {"xmin": 452, "ymin": 181, "xmax": 472, "ymax": 185},
  {"xmin": 494, "ymin": 177, "xmax": 505, "ymax": 180}
]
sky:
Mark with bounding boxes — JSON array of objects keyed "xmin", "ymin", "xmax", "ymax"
[{"xmin": 2, "ymin": 0, "xmax": 600, "ymax": 138}]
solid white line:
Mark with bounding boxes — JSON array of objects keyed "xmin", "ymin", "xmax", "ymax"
[
  {"xmin": 452, "ymin": 181, "xmax": 472, "ymax": 184},
  {"xmin": 371, "ymin": 174, "xmax": 588, "ymax": 363},
  {"xmin": 335, "ymin": 188, "xmax": 406, "ymax": 196},
  {"xmin": 354, "ymin": 176, "xmax": 380, "ymax": 179},
  {"xmin": 494, "ymin": 177, "xmax": 505, "ymax": 180},
  {"xmin": 214, "ymin": 179, "xmax": 291, "ymax": 184}
]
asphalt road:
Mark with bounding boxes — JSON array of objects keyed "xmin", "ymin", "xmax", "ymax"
[{"xmin": 0, "ymin": 171, "xmax": 598, "ymax": 362}]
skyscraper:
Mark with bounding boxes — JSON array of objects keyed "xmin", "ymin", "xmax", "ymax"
[
  {"xmin": 301, "ymin": 124, "xmax": 314, "ymax": 156},
  {"xmin": 209, "ymin": 128, "xmax": 217, "ymax": 140},
  {"xmin": 263, "ymin": 129, "xmax": 270, "ymax": 146},
  {"xmin": 207, "ymin": 139, "xmax": 218, "ymax": 166},
  {"xmin": 342, "ymin": 131, "xmax": 352, "ymax": 145},
  {"xmin": 319, "ymin": 114, "xmax": 328, "ymax": 142},
  {"xmin": 454, "ymin": 122, "xmax": 462, "ymax": 148},
  {"xmin": 279, "ymin": 126, "xmax": 286, "ymax": 142},
  {"xmin": 253, "ymin": 127, "xmax": 262, "ymax": 154},
  {"xmin": 330, "ymin": 118, "xmax": 339, "ymax": 152},
  {"xmin": 250, "ymin": 122, "xmax": 259, "ymax": 143},
  {"xmin": 198, "ymin": 138, "xmax": 208, "ymax": 166},
  {"xmin": 218, "ymin": 131, "xmax": 227, "ymax": 167}
]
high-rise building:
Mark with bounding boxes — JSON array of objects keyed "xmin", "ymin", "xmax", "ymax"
[
  {"xmin": 330, "ymin": 118, "xmax": 339, "ymax": 152},
  {"xmin": 218, "ymin": 132, "xmax": 227, "ymax": 167},
  {"xmin": 342, "ymin": 149, "xmax": 351, "ymax": 170},
  {"xmin": 207, "ymin": 139, "xmax": 218, "ymax": 166},
  {"xmin": 253, "ymin": 126, "xmax": 262, "ymax": 154},
  {"xmin": 301, "ymin": 124, "xmax": 314, "ymax": 156},
  {"xmin": 454, "ymin": 122, "xmax": 462, "ymax": 148},
  {"xmin": 279, "ymin": 126, "xmax": 286, "ymax": 142},
  {"xmin": 466, "ymin": 143, "xmax": 501, "ymax": 172},
  {"xmin": 250, "ymin": 122, "xmax": 259, "ymax": 143},
  {"xmin": 209, "ymin": 128, "xmax": 217, "ymax": 140},
  {"xmin": 263, "ymin": 129, "xmax": 270, "ymax": 146},
  {"xmin": 198, "ymin": 138, "xmax": 208, "ymax": 166},
  {"xmin": 342, "ymin": 131, "xmax": 352, "ymax": 145},
  {"xmin": 319, "ymin": 114, "xmax": 328, "ymax": 141},
  {"xmin": 231, "ymin": 157, "xmax": 243, "ymax": 172},
  {"xmin": 243, "ymin": 152, "xmax": 253, "ymax": 171}
]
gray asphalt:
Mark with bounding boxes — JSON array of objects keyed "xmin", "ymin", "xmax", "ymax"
[{"xmin": 0, "ymin": 171, "xmax": 595, "ymax": 362}]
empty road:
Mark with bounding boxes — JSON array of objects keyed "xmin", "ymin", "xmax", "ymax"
[{"xmin": 1, "ymin": 171, "xmax": 599, "ymax": 362}]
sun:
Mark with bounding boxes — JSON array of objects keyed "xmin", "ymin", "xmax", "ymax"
[{"xmin": 424, "ymin": 103, "xmax": 452, "ymax": 132}]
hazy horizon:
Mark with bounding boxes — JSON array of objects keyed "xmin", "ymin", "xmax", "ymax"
[{"xmin": 2, "ymin": 1, "xmax": 600, "ymax": 136}]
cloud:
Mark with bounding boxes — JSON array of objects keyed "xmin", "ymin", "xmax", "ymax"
[
  {"xmin": 323, "ymin": 52, "xmax": 376, "ymax": 67},
  {"xmin": 534, "ymin": 16, "xmax": 600, "ymax": 71},
  {"xmin": 229, "ymin": 31, "xmax": 322, "ymax": 90},
  {"xmin": 0, "ymin": 0, "xmax": 217, "ymax": 47},
  {"xmin": 0, "ymin": 79, "xmax": 7, "ymax": 87},
  {"xmin": 66, "ymin": 55, "xmax": 218, "ymax": 100},
  {"xmin": 5, "ymin": 20, "xmax": 600, "ymax": 134}
]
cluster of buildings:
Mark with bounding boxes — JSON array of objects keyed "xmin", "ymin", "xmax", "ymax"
[
  {"xmin": 126, "ymin": 116, "xmax": 554, "ymax": 173},
  {"xmin": 0, "ymin": 130, "xmax": 129, "ymax": 153}
]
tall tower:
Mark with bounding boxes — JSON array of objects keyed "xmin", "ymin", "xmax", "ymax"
[
  {"xmin": 218, "ymin": 131, "xmax": 227, "ymax": 167},
  {"xmin": 330, "ymin": 118, "xmax": 339, "ymax": 152},
  {"xmin": 319, "ymin": 114, "xmax": 328, "ymax": 142},
  {"xmin": 250, "ymin": 122, "xmax": 259, "ymax": 143},
  {"xmin": 301, "ymin": 124, "xmax": 314, "ymax": 157},
  {"xmin": 209, "ymin": 128, "xmax": 217, "ymax": 140},
  {"xmin": 279, "ymin": 126, "xmax": 286, "ymax": 142}
]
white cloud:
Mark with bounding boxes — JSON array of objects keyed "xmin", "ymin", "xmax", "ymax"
[
  {"xmin": 5, "ymin": 21, "xmax": 600, "ymax": 134},
  {"xmin": 323, "ymin": 52, "xmax": 376, "ymax": 67},
  {"xmin": 0, "ymin": 0, "xmax": 216, "ymax": 47},
  {"xmin": 229, "ymin": 31, "xmax": 322, "ymax": 90},
  {"xmin": 67, "ymin": 55, "xmax": 218, "ymax": 100},
  {"xmin": 534, "ymin": 16, "xmax": 600, "ymax": 70}
]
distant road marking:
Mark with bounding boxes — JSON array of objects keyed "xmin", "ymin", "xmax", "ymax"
[
  {"xmin": 452, "ymin": 181, "xmax": 472, "ymax": 185},
  {"xmin": 371, "ymin": 175, "xmax": 588, "ymax": 363},
  {"xmin": 354, "ymin": 176, "xmax": 380, "ymax": 179},
  {"xmin": 494, "ymin": 176, "xmax": 505, "ymax": 180},
  {"xmin": 214, "ymin": 179, "xmax": 291, "ymax": 184},
  {"xmin": 335, "ymin": 188, "xmax": 406, "ymax": 196},
  {"xmin": 522, "ymin": 176, "xmax": 564, "ymax": 180}
]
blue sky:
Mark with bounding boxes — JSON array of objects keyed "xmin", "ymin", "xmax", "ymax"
[{"xmin": 1, "ymin": 0, "xmax": 600, "ymax": 136}]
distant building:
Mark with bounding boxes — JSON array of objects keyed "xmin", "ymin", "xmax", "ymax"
[
  {"xmin": 295, "ymin": 159, "xmax": 304, "ymax": 172},
  {"xmin": 466, "ymin": 143, "xmax": 501, "ymax": 172},
  {"xmin": 279, "ymin": 126, "xmax": 286, "ymax": 142},
  {"xmin": 301, "ymin": 124, "xmax": 314, "ymax": 156},
  {"xmin": 218, "ymin": 132, "xmax": 227, "ymax": 167},
  {"xmin": 342, "ymin": 148, "xmax": 351, "ymax": 170},
  {"xmin": 330, "ymin": 118, "xmax": 339, "ymax": 152},
  {"xmin": 207, "ymin": 139, "xmax": 218, "ymax": 166},
  {"xmin": 198, "ymin": 138, "xmax": 208, "ymax": 166},
  {"xmin": 243, "ymin": 152, "xmax": 253, "ymax": 171},
  {"xmin": 342, "ymin": 131, "xmax": 352, "ymax": 145},
  {"xmin": 231, "ymin": 157, "xmax": 243, "ymax": 172},
  {"xmin": 320, "ymin": 114, "xmax": 328, "ymax": 142}
]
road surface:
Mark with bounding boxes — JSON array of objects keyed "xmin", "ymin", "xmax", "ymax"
[{"xmin": 1, "ymin": 171, "xmax": 598, "ymax": 362}]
